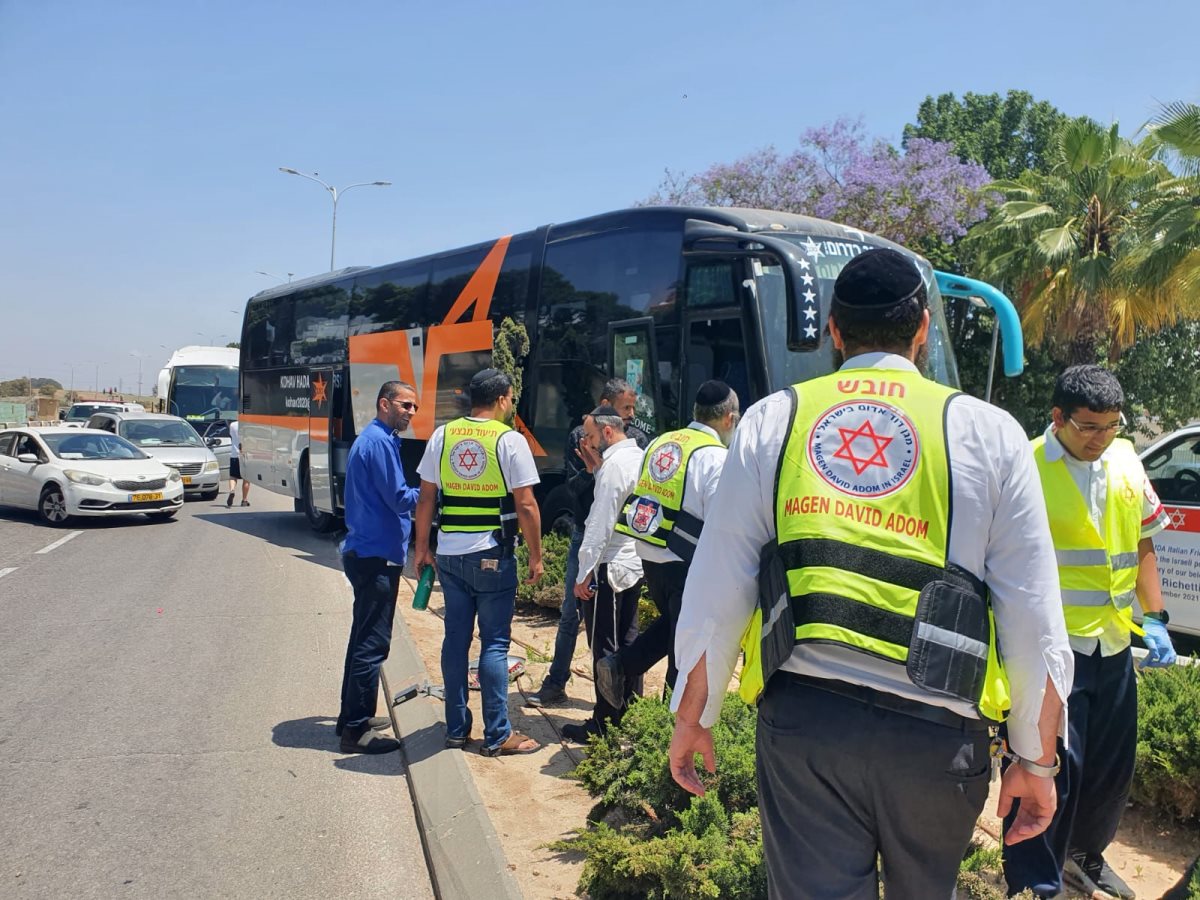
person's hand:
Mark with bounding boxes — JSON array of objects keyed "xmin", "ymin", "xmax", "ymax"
[
  {"xmin": 669, "ymin": 719, "xmax": 715, "ymax": 797},
  {"xmin": 998, "ymin": 762, "xmax": 1057, "ymax": 845},
  {"xmin": 573, "ymin": 579, "xmax": 595, "ymax": 601},
  {"xmin": 576, "ymin": 443, "xmax": 601, "ymax": 474},
  {"xmin": 1142, "ymin": 617, "xmax": 1178, "ymax": 667},
  {"xmin": 524, "ymin": 555, "xmax": 544, "ymax": 584},
  {"xmin": 414, "ymin": 546, "xmax": 437, "ymax": 575}
]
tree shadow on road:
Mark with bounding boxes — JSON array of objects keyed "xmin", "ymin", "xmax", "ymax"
[{"xmin": 194, "ymin": 510, "xmax": 345, "ymax": 572}]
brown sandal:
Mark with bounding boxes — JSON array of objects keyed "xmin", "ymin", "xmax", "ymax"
[{"xmin": 480, "ymin": 731, "xmax": 540, "ymax": 757}]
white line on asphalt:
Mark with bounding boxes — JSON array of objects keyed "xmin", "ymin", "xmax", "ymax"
[
  {"xmin": 36, "ymin": 531, "xmax": 83, "ymax": 554},
  {"xmin": 0, "ymin": 567, "xmax": 16, "ymax": 579}
]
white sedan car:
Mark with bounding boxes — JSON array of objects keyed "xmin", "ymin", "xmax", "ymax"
[
  {"xmin": 0, "ymin": 427, "xmax": 184, "ymax": 525},
  {"xmin": 1142, "ymin": 423, "xmax": 1200, "ymax": 638}
]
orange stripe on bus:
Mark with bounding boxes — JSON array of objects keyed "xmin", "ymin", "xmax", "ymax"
[
  {"xmin": 444, "ymin": 235, "xmax": 511, "ymax": 325},
  {"xmin": 241, "ymin": 413, "xmax": 309, "ymax": 432}
]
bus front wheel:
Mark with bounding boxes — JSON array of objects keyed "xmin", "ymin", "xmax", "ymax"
[{"xmin": 301, "ymin": 459, "xmax": 339, "ymax": 533}]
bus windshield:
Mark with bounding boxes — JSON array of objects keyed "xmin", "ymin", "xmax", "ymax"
[
  {"xmin": 168, "ymin": 366, "xmax": 239, "ymax": 423},
  {"xmin": 755, "ymin": 235, "xmax": 959, "ymax": 391}
]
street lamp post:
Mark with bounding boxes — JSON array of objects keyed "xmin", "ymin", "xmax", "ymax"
[
  {"xmin": 195, "ymin": 332, "xmax": 226, "ymax": 347},
  {"xmin": 130, "ymin": 351, "xmax": 149, "ymax": 400},
  {"xmin": 278, "ymin": 168, "xmax": 391, "ymax": 271}
]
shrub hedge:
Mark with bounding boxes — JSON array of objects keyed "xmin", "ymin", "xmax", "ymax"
[{"xmin": 1134, "ymin": 662, "xmax": 1200, "ymax": 822}]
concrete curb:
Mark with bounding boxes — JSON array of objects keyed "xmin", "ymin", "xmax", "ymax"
[{"xmin": 384, "ymin": 609, "xmax": 524, "ymax": 900}]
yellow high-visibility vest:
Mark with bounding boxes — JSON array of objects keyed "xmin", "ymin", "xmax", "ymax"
[
  {"xmin": 1032, "ymin": 435, "xmax": 1143, "ymax": 640},
  {"xmin": 614, "ymin": 425, "xmax": 722, "ymax": 563},
  {"xmin": 438, "ymin": 418, "xmax": 516, "ymax": 537},
  {"xmin": 740, "ymin": 369, "xmax": 1010, "ymax": 722}
]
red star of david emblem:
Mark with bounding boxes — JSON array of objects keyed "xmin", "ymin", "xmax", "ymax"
[
  {"xmin": 832, "ymin": 419, "xmax": 893, "ymax": 476},
  {"xmin": 311, "ymin": 374, "xmax": 328, "ymax": 406},
  {"xmin": 654, "ymin": 449, "xmax": 677, "ymax": 476},
  {"xmin": 457, "ymin": 447, "xmax": 481, "ymax": 471}
]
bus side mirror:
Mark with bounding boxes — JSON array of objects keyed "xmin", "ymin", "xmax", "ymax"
[{"xmin": 683, "ymin": 220, "xmax": 822, "ymax": 351}]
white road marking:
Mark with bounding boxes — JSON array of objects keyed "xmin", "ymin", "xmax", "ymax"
[
  {"xmin": 0, "ymin": 567, "xmax": 16, "ymax": 579},
  {"xmin": 36, "ymin": 530, "xmax": 83, "ymax": 554}
]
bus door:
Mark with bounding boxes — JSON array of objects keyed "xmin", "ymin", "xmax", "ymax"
[
  {"xmin": 308, "ymin": 367, "xmax": 336, "ymax": 515},
  {"xmin": 608, "ymin": 317, "xmax": 661, "ymax": 436},
  {"xmin": 681, "ymin": 260, "xmax": 759, "ymax": 411}
]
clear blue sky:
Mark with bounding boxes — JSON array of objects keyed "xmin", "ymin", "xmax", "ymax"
[{"xmin": 1, "ymin": 0, "xmax": 1196, "ymax": 394}]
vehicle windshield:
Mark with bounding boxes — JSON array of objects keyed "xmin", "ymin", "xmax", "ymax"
[
  {"xmin": 754, "ymin": 235, "xmax": 959, "ymax": 391},
  {"xmin": 168, "ymin": 365, "xmax": 239, "ymax": 423},
  {"xmin": 120, "ymin": 419, "xmax": 204, "ymax": 448},
  {"xmin": 42, "ymin": 432, "xmax": 150, "ymax": 461},
  {"xmin": 66, "ymin": 404, "xmax": 123, "ymax": 421}
]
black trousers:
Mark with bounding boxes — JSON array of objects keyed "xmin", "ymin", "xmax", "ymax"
[
  {"xmin": 619, "ymin": 559, "xmax": 688, "ymax": 691},
  {"xmin": 757, "ymin": 674, "xmax": 991, "ymax": 900},
  {"xmin": 580, "ymin": 563, "xmax": 643, "ymax": 730},
  {"xmin": 337, "ymin": 552, "xmax": 401, "ymax": 734},
  {"xmin": 1003, "ymin": 646, "xmax": 1138, "ymax": 898}
]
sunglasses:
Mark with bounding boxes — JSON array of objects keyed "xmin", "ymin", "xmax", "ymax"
[{"xmin": 391, "ymin": 399, "xmax": 419, "ymax": 413}]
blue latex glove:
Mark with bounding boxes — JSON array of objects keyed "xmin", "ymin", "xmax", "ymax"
[{"xmin": 1142, "ymin": 617, "xmax": 1178, "ymax": 667}]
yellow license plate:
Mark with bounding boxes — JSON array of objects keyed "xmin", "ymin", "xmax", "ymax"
[
  {"xmin": 131, "ymin": 492, "xmax": 164, "ymax": 503},
  {"xmin": 182, "ymin": 476, "xmax": 192, "ymax": 484}
]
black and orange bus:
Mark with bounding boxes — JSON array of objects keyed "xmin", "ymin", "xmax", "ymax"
[{"xmin": 237, "ymin": 206, "xmax": 1022, "ymax": 531}]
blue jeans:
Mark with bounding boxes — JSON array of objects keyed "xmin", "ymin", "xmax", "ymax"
[
  {"xmin": 338, "ymin": 552, "xmax": 401, "ymax": 734},
  {"xmin": 437, "ymin": 549, "xmax": 518, "ymax": 750},
  {"xmin": 544, "ymin": 529, "xmax": 584, "ymax": 689}
]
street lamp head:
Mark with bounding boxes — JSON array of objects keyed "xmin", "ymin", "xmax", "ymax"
[
  {"xmin": 373, "ymin": 181, "xmax": 392, "ymax": 186},
  {"xmin": 279, "ymin": 167, "xmax": 299, "ymax": 175}
]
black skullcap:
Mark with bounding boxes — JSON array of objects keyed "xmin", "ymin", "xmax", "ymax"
[
  {"xmin": 694, "ymin": 380, "xmax": 733, "ymax": 406},
  {"xmin": 469, "ymin": 367, "xmax": 505, "ymax": 388},
  {"xmin": 832, "ymin": 248, "xmax": 924, "ymax": 310},
  {"xmin": 590, "ymin": 404, "xmax": 622, "ymax": 419}
]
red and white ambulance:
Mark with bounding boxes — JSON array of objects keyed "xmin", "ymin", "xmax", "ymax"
[{"xmin": 1141, "ymin": 424, "xmax": 1200, "ymax": 638}]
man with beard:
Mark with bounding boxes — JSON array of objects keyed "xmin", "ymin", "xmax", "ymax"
[
  {"xmin": 336, "ymin": 380, "xmax": 422, "ymax": 754},
  {"xmin": 668, "ymin": 248, "xmax": 1074, "ymax": 898},
  {"xmin": 414, "ymin": 369, "xmax": 544, "ymax": 756}
]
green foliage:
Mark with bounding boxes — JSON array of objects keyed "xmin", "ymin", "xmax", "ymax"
[
  {"xmin": 1133, "ymin": 663, "xmax": 1200, "ymax": 822},
  {"xmin": 0, "ymin": 377, "xmax": 61, "ymax": 397},
  {"xmin": 1114, "ymin": 320, "xmax": 1200, "ymax": 435},
  {"xmin": 493, "ymin": 317, "xmax": 530, "ymax": 404},
  {"xmin": 638, "ymin": 587, "xmax": 660, "ymax": 632},
  {"xmin": 515, "ymin": 529, "xmax": 570, "ymax": 608}
]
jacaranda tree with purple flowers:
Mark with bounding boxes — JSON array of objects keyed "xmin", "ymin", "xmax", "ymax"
[{"xmin": 644, "ymin": 119, "xmax": 991, "ymax": 250}]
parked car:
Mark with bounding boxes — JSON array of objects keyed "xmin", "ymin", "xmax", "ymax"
[
  {"xmin": 62, "ymin": 401, "xmax": 146, "ymax": 426},
  {"xmin": 86, "ymin": 411, "xmax": 222, "ymax": 500},
  {"xmin": 1141, "ymin": 423, "xmax": 1200, "ymax": 638},
  {"xmin": 0, "ymin": 427, "xmax": 184, "ymax": 525}
]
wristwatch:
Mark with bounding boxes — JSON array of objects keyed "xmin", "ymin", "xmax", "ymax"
[
  {"xmin": 1017, "ymin": 754, "xmax": 1061, "ymax": 778},
  {"xmin": 1145, "ymin": 610, "xmax": 1170, "ymax": 625}
]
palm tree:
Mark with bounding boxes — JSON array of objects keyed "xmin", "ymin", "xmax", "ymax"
[{"xmin": 967, "ymin": 118, "xmax": 1181, "ymax": 363}]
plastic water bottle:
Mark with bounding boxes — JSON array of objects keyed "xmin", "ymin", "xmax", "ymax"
[{"xmin": 412, "ymin": 565, "xmax": 435, "ymax": 611}]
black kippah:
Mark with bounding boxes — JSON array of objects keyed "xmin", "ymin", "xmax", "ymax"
[
  {"xmin": 470, "ymin": 368, "xmax": 504, "ymax": 388},
  {"xmin": 695, "ymin": 379, "xmax": 733, "ymax": 406},
  {"xmin": 591, "ymin": 404, "xmax": 621, "ymax": 419},
  {"xmin": 832, "ymin": 248, "xmax": 924, "ymax": 309}
]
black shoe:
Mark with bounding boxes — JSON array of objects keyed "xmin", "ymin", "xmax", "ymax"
[
  {"xmin": 339, "ymin": 726, "xmax": 401, "ymax": 755},
  {"xmin": 560, "ymin": 720, "xmax": 600, "ymax": 745},
  {"xmin": 1063, "ymin": 850, "xmax": 1135, "ymax": 899},
  {"xmin": 595, "ymin": 653, "xmax": 626, "ymax": 710},
  {"xmin": 527, "ymin": 681, "xmax": 567, "ymax": 708},
  {"xmin": 226, "ymin": 492, "xmax": 234, "ymax": 507},
  {"xmin": 445, "ymin": 710, "xmax": 474, "ymax": 749}
]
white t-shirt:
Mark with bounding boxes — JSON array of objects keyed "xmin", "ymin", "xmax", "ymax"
[
  {"xmin": 229, "ymin": 420, "xmax": 240, "ymax": 460},
  {"xmin": 416, "ymin": 417, "xmax": 540, "ymax": 556}
]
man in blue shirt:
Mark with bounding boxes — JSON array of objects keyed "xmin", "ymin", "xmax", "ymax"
[{"xmin": 337, "ymin": 380, "xmax": 421, "ymax": 754}]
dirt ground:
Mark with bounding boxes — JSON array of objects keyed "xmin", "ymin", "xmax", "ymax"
[{"xmin": 396, "ymin": 578, "xmax": 1199, "ymax": 900}]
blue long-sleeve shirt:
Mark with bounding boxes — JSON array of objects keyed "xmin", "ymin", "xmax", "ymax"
[{"xmin": 341, "ymin": 418, "xmax": 420, "ymax": 564}]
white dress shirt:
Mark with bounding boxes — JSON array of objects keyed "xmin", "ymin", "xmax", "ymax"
[
  {"xmin": 1041, "ymin": 425, "xmax": 1170, "ymax": 657},
  {"xmin": 637, "ymin": 422, "xmax": 727, "ymax": 565},
  {"xmin": 671, "ymin": 353, "xmax": 1075, "ymax": 761},
  {"xmin": 577, "ymin": 437, "xmax": 644, "ymax": 592}
]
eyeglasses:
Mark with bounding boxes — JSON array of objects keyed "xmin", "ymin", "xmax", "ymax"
[
  {"xmin": 1068, "ymin": 417, "xmax": 1121, "ymax": 437},
  {"xmin": 390, "ymin": 399, "xmax": 419, "ymax": 413}
]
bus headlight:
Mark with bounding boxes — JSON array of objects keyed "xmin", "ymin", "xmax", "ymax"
[
  {"xmin": 203, "ymin": 460, "xmax": 220, "ymax": 474},
  {"xmin": 64, "ymin": 470, "xmax": 110, "ymax": 486}
]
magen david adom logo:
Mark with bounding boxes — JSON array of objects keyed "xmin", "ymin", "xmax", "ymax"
[
  {"xmin": 449, "ymin": 439, "xmax": 488, "ymax": 480},
  {"xmin": 648, "ymin": 442, "xmax": 683, "ymax": 483},
  {"xmin": 807, "ymin": 401, "xmax": 919, "ymax": 498}
]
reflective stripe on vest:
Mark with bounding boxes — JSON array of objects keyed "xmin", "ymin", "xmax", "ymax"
[
  {"xmin": 1031, "ymin": 436, "xmax": 1144, "ymax": 639},
  {"xmin": 738, "ymin": 370, "xmax": 1010, "ymax": 722},
  {"xmin": 614, "ymin": 426, "xmax": 722, "ymax": 561},
  {"xmin": 438, "ymin": 418, "xmax": 515, "ymax": 534}
]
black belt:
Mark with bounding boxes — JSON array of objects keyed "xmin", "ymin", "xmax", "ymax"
[{"xmin": 778, "ymin": 672, "xmax": 989, "ymax": 735}]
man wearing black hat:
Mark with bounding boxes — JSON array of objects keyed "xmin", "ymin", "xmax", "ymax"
[
  {"xmin": 595, "ymin": 380, "xmax": 740, "ymax": 709},
  {"xmin": 413, "ymin": 368, "xmax": 544, "ymax": 757},
  {"xmin": 667, "ymin": 247, "xmax": 1074, "ymax": 897}
]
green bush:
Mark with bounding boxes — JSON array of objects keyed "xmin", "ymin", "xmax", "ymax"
[
  {"xmin": 516, "ymin": 529, "xmax": 570, "ymax": 608},
  {"xmin": 1133, "ymin": 663, "xmax": 1200, "ymax": 821}
]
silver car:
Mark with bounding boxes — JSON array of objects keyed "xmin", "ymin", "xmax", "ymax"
[{"xmin": 87, "ymin": 412, "xmax": 222, "ymax": 500}]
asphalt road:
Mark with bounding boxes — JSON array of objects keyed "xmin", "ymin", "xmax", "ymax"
[{"xmin": 0, "ymin": 488, "xmax": 434, "ymax": 899}]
